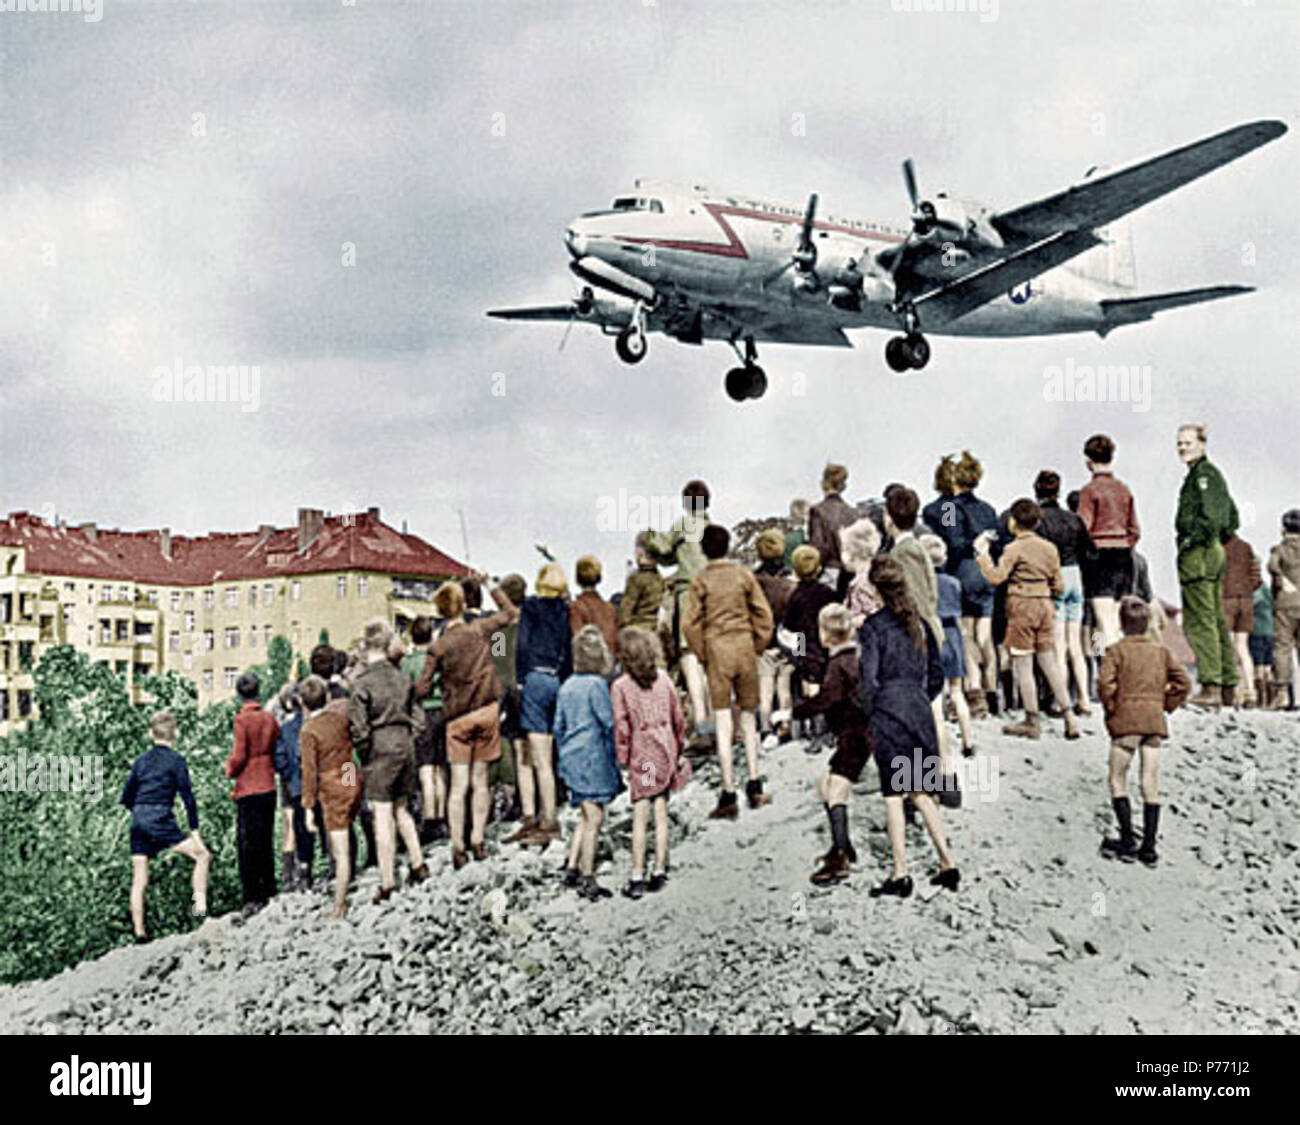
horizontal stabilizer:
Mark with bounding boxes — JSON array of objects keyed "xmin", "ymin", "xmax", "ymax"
[{"xmin": 1098, "ymin": 284, "xmax": 1253, "ymax": 334}]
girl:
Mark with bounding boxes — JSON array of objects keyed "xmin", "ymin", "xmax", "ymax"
[
  {"xmin": 841, "ymin": 517, "xmax": 883, "ymax": 629},
  {"xmin": 121, "ymin": 711, "xmax": 210, "ymax": 941},
  {"xmin": 858, "ymin": 556, "xmax": 960, "ymax": 898},
  {"xmin": 611, "ymin": 627, "xmax": 691, "ymax": 899},
  {"xmin": 921, "ymin": 534, "xmax": 974, "ymax": 759},
  {"xmin": 555, "ymin": 625, "xmax": 623, "ymax": 900},
  {"xmin": 273, "ymin": 683, "xmax": 313, "ymax": 892}
]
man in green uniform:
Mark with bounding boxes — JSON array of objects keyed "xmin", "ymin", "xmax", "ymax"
[{"xmin": 1175, "ymin": 424, "xmax": 1239, "ymax": 707}]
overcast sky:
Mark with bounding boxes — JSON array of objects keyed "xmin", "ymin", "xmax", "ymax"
[{"xmin": 2, "ymin": 0, "xmax": 1297, "ymax": 599}]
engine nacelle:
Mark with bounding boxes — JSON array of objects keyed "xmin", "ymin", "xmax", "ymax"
[{"xmin": 929, "ymin": 194, "xmax": 1004, "ymax": 250}]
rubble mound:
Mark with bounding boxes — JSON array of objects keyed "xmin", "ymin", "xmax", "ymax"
[{"xmin": 1, "ymin": 708, "xmax": 1296, "ymax": 1035}]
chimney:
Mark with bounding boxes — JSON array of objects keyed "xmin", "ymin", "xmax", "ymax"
[
  {"xmin": 367, "ymin": 506, "xmax": 380, "ymax": 523},
  {"xmin": 256, "ymin": 523, "xmax": 275, "ymax": 547},
  {"xmin": 297, "ymin": 508, "xmax": 324, "ymax": 555},
  {"xmin": 160, "ymin": 527, "xmax": 172, "ymax": 561},
  {"xmin": 78, "ymin": 521, "xmax": 97, "ymax": 544}
]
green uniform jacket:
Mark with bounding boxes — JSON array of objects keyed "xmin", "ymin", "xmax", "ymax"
[
  {"xmin": 619, "ymin": 565, "xmax": 665, "ymax": 631},
  {"xmin": 646, "ymin": 510, "xmax": 710, "ymax": 593},
  {"xmin": 1176, "ymin": 458, "xmax": 1238, "ymax": 553}
]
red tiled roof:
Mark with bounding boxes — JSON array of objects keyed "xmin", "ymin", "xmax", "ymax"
[{"xmin": 0, "ymin": 509, "xmax": 470, "ymax": 585}]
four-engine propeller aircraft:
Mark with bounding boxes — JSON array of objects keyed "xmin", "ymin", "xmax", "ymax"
[{"xmin": 488, "ymin": 120, "xmax": 1286, "ymax": 401}]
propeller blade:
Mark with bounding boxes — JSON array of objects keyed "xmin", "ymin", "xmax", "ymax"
[
  {"xmin": 800, "ymin": 192, "xmax": 819, "ymax": 249},
  {"xmin": 558, "ymin": 312, "xmax": 576, "ymax": 352},
  {"xmin": 902, "ymin": 159, "xmax": 920, "ymax": 211}
]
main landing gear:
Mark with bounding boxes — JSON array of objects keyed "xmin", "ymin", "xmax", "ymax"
[
  {"xmin": 724, "ymin": 335, "xmax": 767, "ymax": 402},
  {"xmin": 615, "ymin": 300, "xmax": 649, "ymax": 364},
  {"xmin": 884, "ymin": 301, "xmax": 931, "ymax": 372},
  {"xmin": 884, "ymin": 332, "xmax": 930, "ymax": 372}
]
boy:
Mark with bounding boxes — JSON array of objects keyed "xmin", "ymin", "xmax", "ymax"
[
  {"xmin": 122, "ymin": 711, "xmax": 210, "ymax": 941},
  {"xmin": 570, "ymin": 554, "xmax": 619, "ymax": 656},
  {"xmin": 1250, "ymin": 584, "xmax": 1275, "ymax": 709},
  {"xmin": 401, "ymin": 616, "xmax": 448, "ymax": 843},
  {"xmin": 975, "ymin": 499, "xmax": 1081, "ymax": 740},
  {"xmin": 683, "ymin": 523, "xmax": 775, "ymax": 817},
  {"xmin": 225, "ymin": 671, "xmax": 279, "ymax": 915},
  {"xmin": 1268, "ymin": 509, "xmax": 1300, "ymax": 710},
  {"xmin": 349, "ymin": 618, "xmax": 428, "ymax": 901},
  {"xmin": 619, "ymin": 531, "xmax": 666, "ymax": 635},
  {"xmin": 1097, "ymin": 596, "xmax": 1193, "ymax": 865},
  {"xmin": 773, "ymin": 603, "xmax": 870, "ymax": 885},
  {"xmin": 1221, "ymin": 533, "xmax": 1262, "ymax": 707}
]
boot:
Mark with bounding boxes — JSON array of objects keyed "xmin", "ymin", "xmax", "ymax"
[
  {"xmin": 939, "ymin": 772, "xmax": 962, "ymax": 809},
  {"xmin": 519, "ymin": 817, "xmax": 561, "ymax": 846},
  {"xmin": 1138, "ymin": 803, "xmax": 1160, "ymax": 868},
  {"xmin": 988, "ymin": 686, "xmax": 1004, "ymax": 718},
  {"xmin": 869, "ymin": 875, "xmax": 913, "ymax": 899},
  {"xmin": 1002, "ymin": 711, "xmax": 1041, "ymax": 740},
  {"xmin": 1256, "ymin": 679, "xmax": 1271, "ymax": 709},
  {"xmin": 280, "ymin": 851, "xmax": 298, "ymax": 893},
  {"xmin": 745, "ymin": 778, "xmax": 772, "ymax": 809},
  {"xmin": 810, "ymin": 847, "xmax": 851, "ymax": 885},
  {"xmin": 828, "ymin": 804, "xmax": 854, "ymax": 859},
  {"xmin": 1268, "ymin": 684, "xmax": 1293, "ymax": 711},
  {"xmin": 1100, "ymin": 795, "xmax": 1138, "ymax": 861},
  {"xmin": 929, "ymin": 866, "xmax": 960, "ymax": 891},
  {"xmin": 295, "ymin": 859, "xmax": 313, "ymax": 891},
  {"xmin": 965, "ymin": 687, "xmax": 989, "ymax": 721},
  {"xmin": 1188, "ymin": 684, "xmax": 1222, "ymax": 709},
  {"xmin": 1063, "ymin": 712, "xmax": 1082, "ymax": 741},
  {"xmin": 1221, "ymin": 684, "xmax": 1237, "ymax": 708},
  {"xmin": 709, "ymin": 790, "xmax": 739, "ymax": 820},
  {"xmin": 503, "ymin": 815, "xmax": 537, "ymax": 844}
]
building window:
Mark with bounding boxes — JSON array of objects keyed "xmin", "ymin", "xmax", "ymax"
[
  {"xmin": 183, "ymin": 653, "xmax": 193, "ymax": 671},
  {"xmin": 170, "ymin": 592, "xmax": 181, "ymax": 611},
  {"xmin": 358, "ymin": 576, "xmax": 369, "ymax": 598},
  {"xmin": 146, "ymin": 590, "xmax": 158, "ymax": 606},
  {"xmin": 291, "ymin": 580, "xmax": 301, "ymax": 601},
  {"xmin": 62, "ymin": 605, "xmax": 73, "ymax": 624},
  {"xmin": 249, "ymin": 627, "xmax": 258, "ymax": 648},
  {"xmin": 202, "ymin": 669, "xmax": 213, "ymax": 691},
  {"xmin": 17, "ymin": 691, "xmax": 32, "ymax": 718},
  {"xmin": 168, "ymin": 631, "xmax": 180, "ymax": 652},
  {"xmin": 337, "ymin": 576, "xmax": 347, "ymax": 599},
  {"xmin": 116, "ymin": 620, "xmax": 129, "ymax": 642},
  {"xmin": 263, "ymin": 583, "xmax": 274, "ymax": 604},
  {"xmin": 184, "ymin": 611, "xmax": 195, "ymax": 632},
  {"xmin": 118, "ymin": 586, "xmax": 130, "ymax": 602},
  {"xmin": 224, "ymin": 667, "xmax": 238, "ymax": 688},
  {"xmin": 203, "ymin": 630, "xmax": 214, "ymax": 651},
  {"xmin": 225, "ymin": 627, "xmax": 239, "ymax": 649},
  {"xmin": 87, "ymin": 626, "xmax": 94, "ymax": 647},
  {"xmin": 264, "ymin": 624, "xmax": 273, "ymax": 645},
  {"xmin": 224, "ymin": 587, "xmax": 238, "ymax": 608},
  {"xmin": 185, "ymin": 590, "xmax": 194, "ymax": 604},
  {"xmin": 248, "ymin": 585, "xmax": 258, "ymax": 608},
  {"xmin": 204, "ymin": 589, "xmax": 214, "ymax": 610},
  {"xmin": 100, "ymin": 587, "xmax": 112, "ymax": 603},
  {"xmin": 87, "ymin": 584, "xmax": 94, "ymax": 604}
]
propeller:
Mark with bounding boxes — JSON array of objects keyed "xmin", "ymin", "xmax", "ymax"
[
  {"xmin": 763, "ymin": 192, "xmax": 822, "ymax": 290},
  {"xmin": 902, "ymin": 158, "xmax": 937, "ymax": 237},
  {"xmin": 558, "ymin": 286, "xmax": 596, "ymax": 352}
]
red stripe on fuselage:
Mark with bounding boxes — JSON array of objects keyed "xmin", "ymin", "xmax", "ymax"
[{"xmin": 609, "ymin": 202, "xmax": 908, "ymax": 259}]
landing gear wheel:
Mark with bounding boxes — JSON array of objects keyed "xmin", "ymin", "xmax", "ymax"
[
  {"xmin": 904, "ymin": 333, "xmax": 930, "ymax": 369},
  {"xmin": 885, "ymin": 336, "xmax": 911, "ymax": 373},
  {"xmin": 724, "ymin": 364, "xmax": 768, "ymax": 402},
  {"xmin": 615, "ymin": 327, "xmax": 647, "ymax": 365}
]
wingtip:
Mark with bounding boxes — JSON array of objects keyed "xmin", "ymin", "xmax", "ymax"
[{"xmin": 1246, "ymin": 119, "xmax": 1288, "ymax": 141}]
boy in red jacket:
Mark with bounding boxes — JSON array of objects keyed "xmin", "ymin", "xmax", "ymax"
[
  {"xmin": 1097, "ymin": 597, "xmax": 1192, "ymax": 867},
  {"xmin": 226, "ymin": 671, "xmax": 280, "ymax": 914}
]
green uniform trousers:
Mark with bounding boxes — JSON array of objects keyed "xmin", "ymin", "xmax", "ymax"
[{"xmin": 1178, "ymin": 541, "xmax": 1237, "ymax": 688}]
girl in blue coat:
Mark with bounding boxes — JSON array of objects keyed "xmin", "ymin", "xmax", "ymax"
[
  {"xmin": 556, "ymin": 625, "xmax": 623, "ymax": 900},
  {"xmin": 858, "ymin": 556, "xmax": 961, "ymax": 899}
]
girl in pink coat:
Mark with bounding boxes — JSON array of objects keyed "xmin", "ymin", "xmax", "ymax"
[{"xmin": 611, "ymin": 628, "xmax": 691, "ymax": 899}]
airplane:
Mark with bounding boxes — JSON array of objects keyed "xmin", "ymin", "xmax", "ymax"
[{"xmin": 487, "ymin": 119, "xmax": 1287, "ymax": 401}]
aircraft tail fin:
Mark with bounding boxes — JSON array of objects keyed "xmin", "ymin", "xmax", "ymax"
[{"xmin": 1096, "ymin": 284, "xmax": 1253, "ymax": 335}]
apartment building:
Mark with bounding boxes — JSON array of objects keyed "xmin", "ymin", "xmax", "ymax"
[{"xmin": 0, "ymin": 507, "xmax": 468, "ymax": 734}]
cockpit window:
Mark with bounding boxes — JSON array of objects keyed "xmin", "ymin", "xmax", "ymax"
[{"xmin": 610, "ymin": 197, "xmax": 664, "ymax": 213}]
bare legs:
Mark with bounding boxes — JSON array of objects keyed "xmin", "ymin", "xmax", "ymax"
[
  {"xmin": 1232, "ymin": 632, "xmax": 1256, "ymax": 702},
  {"xmin": 680, "ymin": 651, "xmax": 710, "ymax": 731},
  {"xmin": 962, "ymin": 616, "xmax": 996, "ymax": 695},
  {"xmin": 372, "ymin": 798, "xmax": 424, "ymax": 889},
  {"xmin": 129, "ymin": 831, "xmax": 210, "ymax": 938},
  {"xmin": 526, "ymin": 733, "xmax": 558, "ymax": 827},
  {"xmin": 881, "ymin": 792, "xmax": 955, "ymax": 881},
  {"xmin": 449, "ymin": 761, "xmax": 490, "ymax": 850},
  {"xmin": 419, "ymin": 763, "xmax": 448, "ymax": 824},
  {"xmin": 327, "ymin": 826, "xmax": 351, "ymax": 918},
  {"xmin": 129, "ymin": 856, "xmax": 149, "ymax": 938},
  {"xmin": 946, "ymin": 678, "xmax": 973, "ymax": 750},
  {"xmin": 567, "ymin": 801, "xmax": 606, "ymax": 876},
  {"xmin": 1108, "ymin": 741, "xmax": 1159, "ymax": 804},
  {"xmin": 715, "ymin": 706, "xmax": 760, "ymax": 794},
  {"xmin": 1062, "ymin": 619, "xmax": 1091, "ymax": 712},
  {"xmin": 1092, "ymin": 596, "xmax": 1120, "ymax": 651}
]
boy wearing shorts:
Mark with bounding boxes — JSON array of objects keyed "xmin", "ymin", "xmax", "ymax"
[
  {"xmin": 1097, "ymin": 597, "xmax": 1192, "ymax": 866},
  {"xmin": 683, "ymin": 524, "xmax": 774, "ymax": 818},
  {"xmin": 418, "ymin": 575, "xmax": 521, "ymax": 867},
  {"xmin": 976, "ymin": 499, "xmax": 1081, "ymax": 741}
]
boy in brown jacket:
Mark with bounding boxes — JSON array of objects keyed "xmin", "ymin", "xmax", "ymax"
[
  {"xmin": 976, "ymin": 499, "xmax": 1080, "ymax": 740},
  {"xmin": 683, "ymin": 524, "xmax": 774, "ymax": 818},
  {"xmin": 1097, "ymin": 597, "xmax": 1193, "ymax": 866}
]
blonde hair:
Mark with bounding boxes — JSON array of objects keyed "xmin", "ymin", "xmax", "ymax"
[
  {"xmin": 817, "ymin": 602, "xmax": 854, "ymax": 646},
  {"xmin": 792, "ymin": 544, "xmax": 822, "ymax": 580},
  {"xmin": 919, "ymin": 532, "xmax": 948, "ymax": 568},
  {"xmin": 433, "ymin": 581, "xmax": 466, "ymax": 619},
  {"xmin": 363, "ymin": 617, "xmax": 393, "ymax": 652},
  {"xmin": 149, "ymin": 710, "xmax": 178, "ymax": 743},
  {"xmin": 1178, "ymin": 423, "xmax": 1208, "ymax": 443},
  {"xmin": 536, "ymin": 562, "xmax": 568, "ymax": 598},
  {"xmin": 573, "ymin": 624, "xmax": 611, "ymax": 676},
  {"xmin": 840, "ymin": 517, "xmax": 881, "ymax": 574}
]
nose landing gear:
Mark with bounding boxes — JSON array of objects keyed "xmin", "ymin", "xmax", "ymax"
[
  {"xmin": 884, "ymin": 301, "xmax": 931, "ymax": 372},
  {"xmin": 615, "ymin": 299, "xmax": 650, "ymax": 364},
  {"xmin": 723, "ymin": 334, "xmax": 767, "ymax": 401}
]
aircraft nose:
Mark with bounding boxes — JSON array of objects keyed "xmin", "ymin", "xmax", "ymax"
[{"xmin": 565, "ymin": 226, "xmax": 588, "ymax": 258}]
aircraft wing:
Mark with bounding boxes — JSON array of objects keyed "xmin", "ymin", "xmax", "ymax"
[
  {"xmin": 991, "ymin": 120, "xmax": 1286, "ymax": 242},
  {"xmin": 913, "ymin": 228, "xmax": 1102, "ymax": 325},
  {"xmin": 488, "ymin": 303, "xmax": 590, "ymax": 322},
  {"xmin": 486, "ymin": 293, "xmax": 633, "ymax": 328}
]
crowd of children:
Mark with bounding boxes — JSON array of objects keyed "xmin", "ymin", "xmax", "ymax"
[{"xmin": 118, "ymin": 441, "xmax": 1300, "ymax": 936}]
